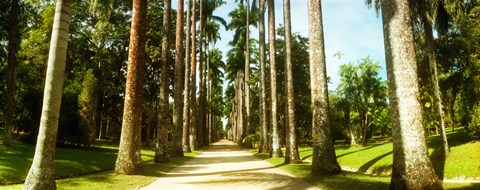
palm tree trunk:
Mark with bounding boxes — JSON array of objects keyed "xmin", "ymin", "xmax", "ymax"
[
  {"xmin": 3, "ymin": 0, "xmax": 20, "ymax": 147},
  {"xmin": 235, "ymin": 70, "xmax": 244, "ymax": 144},
  {"xmin": 268, "ymin": 0, "xmax": 282, "ymax": 158},
  {"xmin": 381, "ymin": 0, "xmax": 443, "ymax": 189},
  {"xmin": 258, "ymin": 0, "xmax": 269, "ymax": 154},
  {"xmin": 155, "ymin": 0, "xmax": 171, "ymax": 163},
  {"xmin": 172, "ymin": 0, "xmax": 185, "ymax": 157},
  {"xmin": 422, "ymin": 12, "xmax": 449, "ymax": 157},
  {"xmin": 244, "ymin": 0, "xmax": 251, "ymax": 145},
  {"xmin": 189, "ymin": 0, "xmax": 198, "ymax": 151},
  {"xmin": 198, "ymin": 0, "xmax": 207, "ymax": 147},
  {"xmin": 308, "ymin": 0, "xmax": 341, "ymax": 175},
  {"xmin": 283, "ymin": 0, "xmax": 300, "ymax": 164},
  {"xmin": 23, "ymin": 0, "xmax": 72, "ymax": 188},
  {"xmin": 346, "ymin": 107, "xmax": 357, "ymax": 146},
  {"xmin": 115, "ymin": 0, "xmax": 148, "ymax": 175},
  {"xmin": 182, "ymin": 0, "xmax": 192, "ymax": 152}
]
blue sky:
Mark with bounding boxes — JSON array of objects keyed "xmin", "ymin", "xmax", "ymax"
[{"xmin": 172, "ymin": 0, "xmax": 387, "ymax": 90}]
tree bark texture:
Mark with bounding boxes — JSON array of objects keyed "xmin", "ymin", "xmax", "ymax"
[
  {"xmin": 182, "ymin": 0, "xmax": 192, "ymax": 152},
  {"xmin": 189, "ymin": 0, "xmax": 197, "ymax": 151},
  {"xmin": 115, "ymin": 0, "xmax": 148, "ymax": 175},
  {"xmin": 268, "ymin": 0, "xmax": 282, "ymax": 158},
  {"xmin": 172, "ymin": 0, "xmax": 185, "ymax": 157},
  {"xmin": 308, "ymin": 0, "xmax": 341, "ymax": 175},
  {"xmin": 23, "ymin": 0, "xmax": 72, "ymax": 189},
  {"xmin": 155, "ymin": 0, "xmax": 172, "ymax": 163},
  {"xmin": 3, "ymin": 0, "xmax": 20, "ymax": 147},
  {"xmin": 198, "ymin": 0, "xmax": 207, "ymax": 147},
  {"xmin": 244, "ymin": 0, "xmax": 251, "ymax": 144},
  {"xmin": 283, "ymin": 0, "xmax": 300, "ymax": 164},
  {"xmin": 258, "ymin": 0, "xmax": 269, "ymax": 154},
  {"xmin": 381, "ymin": 0, "xmax": 443, "ymax": 189}
]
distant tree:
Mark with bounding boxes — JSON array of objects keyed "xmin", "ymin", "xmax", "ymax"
[
  {"xmin": 308, "ymin": 0, "xmax": 341, "ymax": 175},
  {"xmin": 115, "ymin": 0, "xmax": 148, "ymax": 175},
  {"xmin": 23, "ymin": 0, "xmax": 72, "ymax": 188},
  {"xmin": 3, "ymin": 0, "xmax": 20, "ymax": 147},
  {"xmin": 380, "ymin": 0, "xmax": 443, "ymax": 188}
]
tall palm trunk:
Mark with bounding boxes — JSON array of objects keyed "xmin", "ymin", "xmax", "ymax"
[
  {"xmin": 115, "ymin": 0, "xmax": 148, "ymax": 175},
  {"xmin": 422, "ymin": 11, "xmax": 449, "ymax": 157},
  {"xmin": 3, "ymin": 0, "xmax": 20, "ymax": 147},
  {"xmin": 283, "ymin": 0, "xmax": 300, "ymax": 164},
  {"xmin": 258, "ymin": 0, "xmax": 269, "ymax": 153},
  {"xmin": 268, "ymin": 0, "xmax": 282, "ymax": 158},
  {"xmin": 155, "ymin": 0, "xmax": 171, "ymax": 163},
  {"xmin": 189, "ymin": 0, "xmax": 198, "ymax": 151},
  {"xmin": 172, "ymin": 0, "xmax": 185, "ymax": 157},
  {"xmin": 235, "ymin": 70, "xmax": 244, "ymax": 144},
  {"xmin": 198, "ymin": 0, "xmax": 207, "ymax": 147},
  {"xmin": 381, "ymin": 0, "xmax": 443, "ymax": 189},
  {"xmin": 23, "ymin": 0, "xmax": 72, "ymax": 188},
  {"xmin": 182, "ymin": 0, "xmax": 192, "ymax": 152},
  {"xmin": 308, "ymin": 0, "xmax": 341, "ymax": 175},
  {"xmin": 244, "ymin": 0, "xmax": 251, "ymax": 144}
]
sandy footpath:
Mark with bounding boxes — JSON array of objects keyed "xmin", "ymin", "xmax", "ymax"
[{"xmin": 140, "ymin": 139, "xmax": 319, "ymax": 190}]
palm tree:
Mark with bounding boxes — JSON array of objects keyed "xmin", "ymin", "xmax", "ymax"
[
  {"xmin": 226, "ymin": 3, "xmax": 247, "ymax": 144},
  {"xmin": 3, "ymin": 0, "xmax": 20, "ymax": 147},
  {"xmin": 308, "ymin": 0, "xmax": 341, "ymax": 175},
  {"xmin": 23, "ymin": 0, "xmax": 72, "ymax": 188},
  {"xmin": 380, "ymin": 0, "xmax": 443, "ymax": 188},
  {"xmin": 198, "ymin": 0, "xmax": 227, "ymax": 146},
  {"xmin": 283, "ymin": 0, "xmax": 300, "ymax": 164},
  {"xmin": 244, "ymin": 0, "xmax": 251, "ymax": 143},
  {"xmin": 189, "ymin": 0, "xmax": 198, "ymax": 151},
  {"xmin": 268, "ymin": 0, "xmax": 282, "ymax": 158},
  {"xmin": 204, "ymin": 20, "xmax": 223, "ymax": 143},
  {"xmin": 338, "ymin": 64, "xmax": 358, "ymax": 146},
  {"xmin": 172, "ymin": 0, "xmax": 185, "ymax": 157},
  {"xmin": 198, "ymin": 0, "xmax": 206, "ymax": 147},
  {"xmin": 257, "ymin": 0, "xmax": 269, "ymax": 153},
  {"xmin": 155, "ymin": 0, "xmax": 171, "ymax": 163},
  {"xmin": 413, "ymin": 0, "xmax": 453, "ymax": 158},
  {"xmin": 115, "ymin": 0, "xmax": 148, "ymax": 175},
  {"xmin": 183, "ymin": 0, "xmax": 192, "ymax": 153}
]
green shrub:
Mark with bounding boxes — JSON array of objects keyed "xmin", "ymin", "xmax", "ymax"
[
  {"xmin": 243, "ymin": 132, "xmax": 260, "ymax": 148},
  {"xmin": 466, "ymin": 103, "xmax": 480, "ymax": 139}
]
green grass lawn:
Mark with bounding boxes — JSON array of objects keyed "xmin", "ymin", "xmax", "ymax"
[
  {"xmin": 298, "ymin": 130, "xmax": 480, "ymax": 179},
  {"xmin": 252, "ymin": 129, "xmax": 480, "ymax": 189},
  {"xmin": 0, "ymin": 141, "xmax": 200, "ymax": 189}
]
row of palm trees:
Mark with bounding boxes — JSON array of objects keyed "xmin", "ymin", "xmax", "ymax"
[
  {"xmin": 229, "ymin": 0, "xmax": 446, "ymax": 189},
  {"xmin": 21, "ymin": 0, "xmax": 227, "ymax": 188},
  {"xmin": 21, "ymin": 0, "xmax": 448, "ymax": 189}
]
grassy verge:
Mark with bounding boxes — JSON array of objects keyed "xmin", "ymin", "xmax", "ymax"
[
  {"xmin": 251, "ymin": 130, "xmax": 480, "ymax": 189},
  {"xmin": 300, "ymin": 130, "xmax": 480, "ymax": 179},
  {"xmin": 1, "ymin": 141, "xmax": 200, "ymax": 189}
]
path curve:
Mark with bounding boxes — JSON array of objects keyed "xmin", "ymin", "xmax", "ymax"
[{"xmin": 140, "ymin": 140, "xmax": 319, "ymax": 190}]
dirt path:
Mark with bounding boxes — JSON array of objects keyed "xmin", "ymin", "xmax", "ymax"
[{"xmin": 140, "ymin": 140, "xmax": 319, "ymax": 190}]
